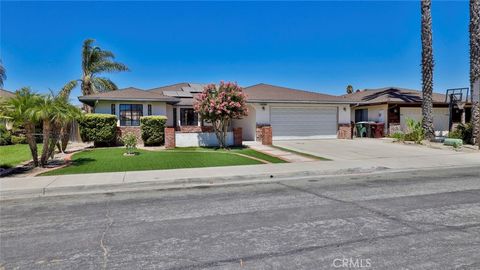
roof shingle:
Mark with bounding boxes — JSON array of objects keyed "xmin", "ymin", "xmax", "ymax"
[
  {"xmin": 243, "ymin": 83, "xmax": 349, "ymax": 103},
  {"xmin": 341, "ymin": 87, "xmax": 446, "ymax": 104}
]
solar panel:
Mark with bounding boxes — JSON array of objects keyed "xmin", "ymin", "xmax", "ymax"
[{"xmin": 175, "ymin": 91, "xmax": 193, "ymax": 97}]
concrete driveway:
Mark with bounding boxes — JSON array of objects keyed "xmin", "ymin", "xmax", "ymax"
[{"xmin": 273, "ymin": 138, "xmax": 475, "ymax": 161}]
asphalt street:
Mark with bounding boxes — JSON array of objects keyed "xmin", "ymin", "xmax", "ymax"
[{"xmin": 1, "ymin": 166, "xmax": 480, "ymax": 269}]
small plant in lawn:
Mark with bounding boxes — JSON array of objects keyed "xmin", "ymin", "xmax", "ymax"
[
  {"xmin": 123, "ymin": 133, "xmax": 137, "ymax": 156},
  {"xmin": 194, "ymin": 81, "xmax": 248, "ymax": 148}
]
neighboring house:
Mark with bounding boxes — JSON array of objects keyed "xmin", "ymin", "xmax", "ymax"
[
  {"xmin": 342, "ymin": 87, "xmax": 471, "ymax": 136},
  {"xmin": 78, "ymin": 83, "xmax": 353, "ymax": 141}
]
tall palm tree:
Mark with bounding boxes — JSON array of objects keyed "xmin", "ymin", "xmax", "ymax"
[
  {"xmin": 470, "ymin": 0, "xmax": 480, "ymax": 146},
  {"xmin": 0, "ymin": 88, "xmax": 41, "ymax": 166},
  {"xmin": 0, "ymin": 60, "xmax": 6, "ymax": 88},
  {"xmin": 421, "ymin": 0, "xmax": 435, "ymax": 140},
  {"xmin": 64, "ymin": 39, "xmax": 129, "ymax": 112}
]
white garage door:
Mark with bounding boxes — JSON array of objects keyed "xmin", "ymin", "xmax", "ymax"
[
  {"xmin": 270, "ymin": 107, "xmax": 338, "ymax": 140},
  {"xmin": 400, "ymin": 107, "xmax": 449, "ymax": 136}
]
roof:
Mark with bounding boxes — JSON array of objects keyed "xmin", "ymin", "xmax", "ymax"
[
  {"xmin": 341, "ymin": 87, "xmax": 447, "ymax": 105},
  {"xmin": 78, "ymin": 87, "xmax": 179, "ymax": 106},
  {"xmin": 243, "ymin": 83, "xmax": 349, "ymax": 104},
  {"xmin": 149, "ymin": 83, "xmax": 209, "ymax": 98},
  {"xmin": 0, "ymin": 89, "xmax": 15, "ymax": 99}
]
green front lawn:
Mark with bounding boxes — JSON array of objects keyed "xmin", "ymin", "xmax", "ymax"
[
  {"xmin": 41, "ymin": 147, "xmax": 286, "ymax": 176},
  {"xmin": 171, "ymin": 147, "xmax": 286, "ymax": 164},
  {"xmin": 0, "ymin": 144, "xmax": 42, "ymax": 168}
]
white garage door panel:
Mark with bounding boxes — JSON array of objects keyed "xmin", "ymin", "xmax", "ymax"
[
  {"xmin": 271, "ymin": 107, "xmax": 337, "ymax": 139},
  {"xmin": 400, "ymin": 107, "xmax": 449, "ymax": 134}
]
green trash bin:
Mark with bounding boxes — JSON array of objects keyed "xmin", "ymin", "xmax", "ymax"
[{"xmin": 355, "ymin": 123, "xmax": 367, "ymax": 138}]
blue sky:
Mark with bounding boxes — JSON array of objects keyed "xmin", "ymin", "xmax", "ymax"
[{"xmin": 0, "ymin": 1, "xmax": 470, "ymax": 103}]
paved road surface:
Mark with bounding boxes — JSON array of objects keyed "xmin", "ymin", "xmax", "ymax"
[{"xmin": 1, "ymin": 166, "xmax": 480, "ymax": 269}]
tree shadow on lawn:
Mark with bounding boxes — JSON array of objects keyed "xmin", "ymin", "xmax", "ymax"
[{"xmin": 69, "ymin": 158, "xmax": 96, "ymax": 167}]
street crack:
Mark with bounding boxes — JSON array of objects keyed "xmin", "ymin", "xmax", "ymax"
[{"xmin": 100, "ymin": 200, "xmax": 114, "ymax": 270}]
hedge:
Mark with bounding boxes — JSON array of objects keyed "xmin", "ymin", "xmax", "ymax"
[
  {"xmin": 0, "ymin": 125, "xmax": 12, "ymax": 146},
  {"xmin": 140, "ymin": 116, "xmax": 167, "ymax": 146},
  {"xmin": 78, "ymin": 114, "xmax": 118, "ymax": 147}
]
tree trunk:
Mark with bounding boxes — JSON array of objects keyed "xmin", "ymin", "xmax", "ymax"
[
  {"xmin": 60, "ymin": 122, "xmax": 72, "ymax": 152},
  {"xmin": 81, "ymin": 78, "xmax": 93, "ymax": 113},
  {"xmin": 470, "ymin": 0, "xmax": 480, "ymax": 146},
  {"xmin": 421, "ymin": 0, "xmax": 435, "ymax": 140},
  {"xmin": 40, "ymin": 120, "xmax": 52, "ymax": 167},
  {"xmin": 24, "ymin": 123, "xmax": 38, "ymax": 167}
]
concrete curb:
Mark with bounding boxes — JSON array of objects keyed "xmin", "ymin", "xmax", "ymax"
[
  {"xmin": 0, "ymin": 166, "xmax": 390, "ymax": 200},
  {"xmin": 4, "ymin": 164, "xmax": 478, "ymax": 201}
]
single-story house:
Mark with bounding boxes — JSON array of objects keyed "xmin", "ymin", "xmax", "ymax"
[
  {"xmin": 342, "ymin": 87, "xmax": 472, "ymax": 136},
  {"xmin": 78, "ymin": 83, "xmax": 353, "ymax": 143}
]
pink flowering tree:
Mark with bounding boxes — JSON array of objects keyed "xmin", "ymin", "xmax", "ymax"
[{"xmin": 194, "ymin": 81, "xmax": 248, "ymax": 148}]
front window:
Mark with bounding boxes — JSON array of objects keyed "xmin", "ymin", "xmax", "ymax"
[
  {"xmin": 120, "ymin": 104, "xmax": 143, "ymax": 126},
  {"xmin": 111, "ymin": 104, "xmax": 116, "ymax": 115},
  {"xmin": 148, "ymin": 104, "xmax": 152, "ymax": 116},
  {"xmin": 180, "ymin": 108, "xmax": 198, "ymax": 126},
  {"xmin": 355, "ymin": 109, "xmax": 368, "ymax": 122}
]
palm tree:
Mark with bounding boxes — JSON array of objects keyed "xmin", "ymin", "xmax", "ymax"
[
  {"xmin": 32, "ymin": 93, "xmax": 80, "ymax": 167},
  {"xmin": 0, "ymin": 88, "xmax": 41, "ymax": 166},
  {"xmin": 0, "ymin": 60, "xmax": 6, "ymax": 87},
  {"xmin": 346, "ymin": 85, "xmax": 354, "ymax": 94},
  {"xmin": 470, "ymin": 0, "xmax": 480, "ymax": 146},
  {"xmin": 421, "ymin": 0, "xmax": 435, "ymax": 140},
  {"xmin": 64, "ymin": 39, "xmax": 129, "ymax": 112},
  {"xmin": 58, "ymin": 81, "xmax": 80, "ymax": 152}
]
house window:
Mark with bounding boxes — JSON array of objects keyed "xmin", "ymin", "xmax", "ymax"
[
  {"xmin": 355, "ymin": 109, "xmax": 368, "ymax": 122},
  {"xmin": 111, "ymin": 104, "xmax": 116, "ymax": 115},
  {"xmin": 119, "ymin": 104, "xmax": 143, "ymax": 126},
  {"xmin": 148, "ymin": 104, "xmax": 152, "ymax": 116},
  {"xmin": 180, "ymin": 108, "xmax": 198, "ymax": 126}
]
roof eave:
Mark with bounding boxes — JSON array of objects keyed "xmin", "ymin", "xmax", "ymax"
[
  {"xmin": 78, "ymin": 97, "xmax": 180, "ymax": 105},
  {"xmin": 246, "ymin": 99, "xmax": 354, "ymax": 104}
]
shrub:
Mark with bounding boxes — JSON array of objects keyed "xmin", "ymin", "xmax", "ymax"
[
  {"xmin": 404, "ymin": 118, "xmax": 424, "ymax": 144},
  {"xmin": 122, "ymin": 133, "xmax": 137, "ymax": 155},
  {"xmin": 140, "ymin": 116, "xmax": 167, "ymax": 146},
  {"xmin": 449, "ymin": 123, "xmax": 473, "ymax": 144},
  {"xmin": 390, "ymin": 132, "xmax": 405, "ymax": 142},
  {"xmin": 11, "ymin": 134, "xmax": 27, "ymax": 144},
  {"xmin": 0, "ymin": 125, "xmax": 12, "ymax": 145},
  {"xmin": 78, "ymin": 114, "xmax": 118, "ymax": 147}
]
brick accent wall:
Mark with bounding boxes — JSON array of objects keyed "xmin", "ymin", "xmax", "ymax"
[
  {"xmin": 177, "ymin": 126, "xmax": 214, "ymax": 133},
  {"xmin": 256, "ymin": 124, "xmax": 270, "ymax": 142},
  {"xmin": 165, "ymin": 127, "xmax": 176, "ymax": 149},
  {"xmin": 117, "ymin": 126, "xmax": 143, "ymax": 145},
  {"xmin": 337, "ymin": 124, "xmax": 352, "ymax": 139},
  {"xmin": 233, "ymin": 127, "xmax": 242, "ymax": 147},
  {"xmin": 388, "ymin": 123, "xmax": 402, "ymax": 135},
  {"xmin": 261, "ymin": 126, "xmax": 272, "ymax": 145}
]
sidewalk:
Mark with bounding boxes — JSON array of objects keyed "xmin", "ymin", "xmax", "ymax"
[{"xmin": 1, "ymin": 151, "xmax": 480, "ymax": 200}]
